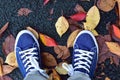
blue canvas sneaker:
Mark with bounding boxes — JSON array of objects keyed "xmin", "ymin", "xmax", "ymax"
[
  {"xmin": 14, "ymin": 30, "xmax": 49, "ymax": 78},
  {"xmin": 72, "ymin": 30, "xmax": 99, "ymax": 78}
]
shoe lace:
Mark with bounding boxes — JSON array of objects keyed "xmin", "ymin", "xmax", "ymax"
[
  {"xmin": 19, "ymin": 48, "xmax": 49, "ymax": 78},
  {"xmin": 74, "ymin": 49, "xmax": 94, "ymax": 73}
]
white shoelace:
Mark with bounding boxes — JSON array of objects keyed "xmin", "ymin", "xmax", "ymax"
[
  {"xmin": 74, "ymin": 49, "xmax": 94, "ymax": 73},
  {"xmin": 62, "ymin": 49, "xmax": 94, "ymax": 76},
  {"xmin": 19, "ymin": 48, "xmax": 49, "ymax": 78}
]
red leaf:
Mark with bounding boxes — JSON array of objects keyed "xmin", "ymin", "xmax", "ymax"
[
  {"xmin": 2, "ymin": 35, "xmax": 15, "ymax": 55},
  {"xmin": 18, "ymin": 8, "xmax": 32, "ymax": 16},
  {"xmin": 0, "ymin": 22, "xmax": 9, "ymax": 38},
  {"xmin": 44, "ymin": 0, "xmax": 50, "ymax": 5},
  {"xmin": 39, "ymin": 33, "xmax": 58, "ymax": 47},
  {"xmin": 70, "ymin": 12, "xmax": 86, "ymax": 21}
]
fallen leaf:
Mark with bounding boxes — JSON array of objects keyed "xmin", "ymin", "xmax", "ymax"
[
  {"xmin": 70, "ymin": 12, "xmax": 86, "ymax": 21},
  {"xmin": 0, "ymin": 57, "xmax": 3, "ymax": 65},
  {"xmin": 55, "ymin": 62, "xmax": 68, "ymax": 75},
  {"xmin": 0, "ymin": 22, "xmax": 9, "ymax": 38},
  {"xmin": 50, "ymin": 8, "xmax": 54, "ymax": 15},
  {"xmin": 41, "ymin": 52, "xmax": 57, "ymax": 67},
  {"xmin": 0, "ymin": 59, "xmax": 3, "ymax": 76},
  {"xmin": 26, "ymin": 27, "xmax": 39, "ymax": 39},
  {"xmin": 54, "ymin": 45, "xmax": 70, "ymax": 60},
  {"xmin": 74, "ymin": 4, "xmax": 86, "ymax": 13},
  {"xmin": 0, "ymin": 75, "xmax": 13, "ymax": 80},
  {"xmin": 97, "ymin": 0, "xmax": 116, "ymax": 12},
  {"xmin": 105, "ymin": 77, "xmax": 110, "ymax": 80},
  {"xmin": 55, "ymin": 16, "xmax": 69, "ymax": 37},
  {"xmin": 2, "ymin": 35, "xmax": 15, "ymax": 55},
  {"xmin": 67, "ymin": 19, "xmax": 82, "ymax": 32},
  {"xmin": 3, "ymin": 65, "xmax": 16, "ymax": 75},
  {"xmin": 83, "ymin": 6, "xmax": 100, "ymax": 35},
  {"xmin": 52, "ymin": 69, "xmax": 61, "ymax": 80},
  {"xmin": 116, "ymin": 0, "xmax": 120, "ymax": 27},
  {"xmin": 105, "ymin": 42, "xmax": 120, "ymax": 56},
  {"xmin": 44, "ymin": 0, "xmax": 50, "ymax": 5},
  {"xmin": 67, "ymin": 29, "xmax": 81, "ymax": 47},
  {"xmin": 5, "ymin": 52, "xmax": 18, "ymax": 67},
  {"xmin": 39, "ymin": 33, "xmax": 57, "ymax": 47},
  {"xmin": 18, "ymin": 8, "xmax": 32, "ymax": 16},
  {"xmin": 110, "ymin": 25, "xmax": 120, "ymax": 42}
]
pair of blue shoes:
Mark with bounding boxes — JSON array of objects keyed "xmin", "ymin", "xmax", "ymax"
[{"xmin": 14, "ymin": 30, "xmax": 98, "ymax": 79}]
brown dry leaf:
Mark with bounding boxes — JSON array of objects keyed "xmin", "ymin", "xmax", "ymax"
[
  {"xmin": 2, "ymin": 34, "xmax": 15, "ymax": 56},
  {"xmin": 26, "ymin": 27, "xmax": 39, "ymax": 39},
  {"xmin": 67, "ymin": 29, "xmax": 81, "ymax": 47},
  {"xmin": 0, "ymin": 75, "xmax": 13, "ymax": 80},
  {"xmin": 67, "ymin": 19, "xmax": 82, "ymax": 32},
  {"xmin": 18, "ymin": 8, "xmax": 32, "ymax": 16},
  {"xmin": 3, "ymin": 65, "xmax": 16, "ymax": 75},
  {"xmin": 74, "ymin": 4, "xmax": 86, "ymax": 13},
  {"xmin": 83, "ymin": 6, "xmax": 100, "ymax": 36},
  {"xmin": 0, "ymin": 22, "xmax": 9, "ymax": 38},
  {"xmin": 97, "ymin": 0, "xmax": 116, "ymax": 12},
  {"xmin": 0, "ymin": 58, "xmax": 3, "ymax": 76},
  {"xmin": 54, "ymin": 45, "xmax": 70, "ymax": 60},
  {"xmin": 52, "ymin": 69, "xmax": 61, "ymax": 80},
  {"xmin": 55, "ymin": 62, "xmax": 68, "ymax": 75},
  {"xmin": 5, "ymin": 52, "xmax": 18, "ymax": 67},
  {"xmin": 41, "ymin": 52, "xmax": 57, "ymax": 67},
  {"xmin": 55, "ymin": 16, "xmax": 69, "ymax": 37},
  {"xmin": 105, "ymin": 42, "xmax": 120, "ymax": 56}
]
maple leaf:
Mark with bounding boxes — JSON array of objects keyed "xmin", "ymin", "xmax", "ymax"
[{"xmin": 18, "ymin": 8, "xmax": 32, "ymax": 16}]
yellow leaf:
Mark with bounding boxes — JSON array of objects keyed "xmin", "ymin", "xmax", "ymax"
[
  {"xmin": 55, "ymin": 62, "xmax": 68, "ymax": 75},
  {"xmin": 5, "ymin": 52, "xmax": 18, "ymax": 67},
  {"xmin": 91, "ymin": 30, "xmax": 98, "ymax": 36},
  {"xmin": 84, "ymin": 6, "xmax": 100, "ymax": 34},
  {"xmin": 105, "ymin": 42, "xmax": 120, "ymax": 56},
  {"xmin": 26, "ymin": 26, "xmax": 39, "ymax": 39},
  {"xmin": 67, "ymin": 29, "xmax": 81, "ymax": 47},
  {"xmin": 55, "ymin": 16, "xmax": 69, "ymax": 37}
]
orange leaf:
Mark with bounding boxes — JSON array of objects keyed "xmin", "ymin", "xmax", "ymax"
[
  {"xmin": 112, "ymin": 24, "xmax": 120, "ymax": 39},
  {"xmin": 39, "ymin": 33, "xmax": 57, "ymax": 47},
  {"xmin": 70, "ymin": 12, "xmax": 86, "ymax": 21},
  {"xmin": 105, "ymin": 42, "xmax": 120, "ymax": 56},
  {"xmin": 52, "ymin": 69, "xmax": 61, "ymax": 80},
  {"xmin": 0, "ymin": 22, "xmax": 9, "ymax": 38}
]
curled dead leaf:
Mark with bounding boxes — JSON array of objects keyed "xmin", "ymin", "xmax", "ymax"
[
  {"xmin": 2, "ymin": 35, "xmax": 15, "ymax": 55},
  {"xmin": 97, "ymin": 0, "xmax": 116, "ymax": 12},
  {"xmin": 54, "ymin": 45, "xmax": 70, "ymax": 60},
  {"xmin": 0, "ymin": 22, "xmax": 9, "ymax": 38},
  {"xmin": 41, "ymin": 52, "xmax": 57, "ymax": 67},
  {"xmin": 26, "ymin": 27, "xmax": 39, "ymax": 39},
  {"xmin": 105, "ymin": 42, "xmax": 120, "ymax": 57},
  {"xmin": 55, "ymin": 62, "xmax": 68, "ymax": 75},
  {"xmin": 55, "ymin": 16, "xmax": 69, "ymax": 37},
  {"xmin": 5, "ymin": 52, "xmax": 18, "ymax": 67},
  {"xmin": 67, "ymin": 29, "xmax": 81, "ymax": 47}
]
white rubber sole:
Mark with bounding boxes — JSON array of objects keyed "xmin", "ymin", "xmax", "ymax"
[{"xmin": 73, "ymin": 30, "xmax": 99, "ymax": 59}]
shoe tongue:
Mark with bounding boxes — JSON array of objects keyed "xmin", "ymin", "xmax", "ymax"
[{"xmin": 21, "ymin": 44, "xmax": 34, "ymax": 50}]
